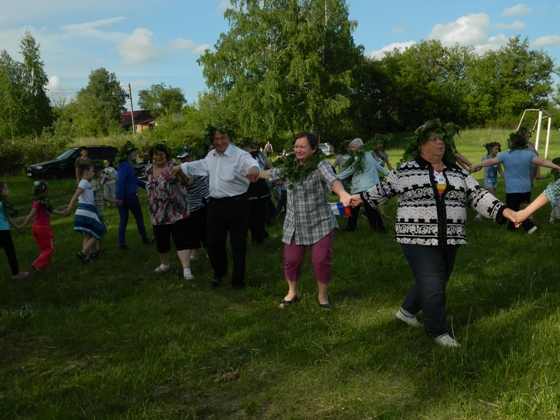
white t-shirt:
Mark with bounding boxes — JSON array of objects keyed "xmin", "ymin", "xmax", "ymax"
[{"xmin": 78, "ymin": 179, "xmax": 95, "ymax": 205}]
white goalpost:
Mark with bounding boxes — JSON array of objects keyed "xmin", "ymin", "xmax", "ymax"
[{"xmin": 516, "ymin": 109, "xmax": 553, "ymax": 158}]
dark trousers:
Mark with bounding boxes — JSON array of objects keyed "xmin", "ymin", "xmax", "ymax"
[
  {"xmin": 117, "ymin": 194, "xmax": 149, "ymax": 247},
  {"xmin": 0, "ymin": 230, "xmax": 19, "ymax": 275},
  {"xmin": 248, "ymin": 197, "xmax": 268, "ymax": 245},
  {"xmin": 347, "ymin": 198, "xmax": 384, "ymax": 232},
  {"xmin": 400, "ymin": 244, "xmax": 459, "ymax": 337},
  {"xmin": 206, "ymin": 193, "xmax": 249, "ymax": 287},
  {"xmin": 506, "ymin": 192, "xmax": 534, "ymax": 231}
]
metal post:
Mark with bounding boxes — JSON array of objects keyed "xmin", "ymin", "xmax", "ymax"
[{"xmin": 128, "ymin": 83, "xmax": 135, "ymax": 135}]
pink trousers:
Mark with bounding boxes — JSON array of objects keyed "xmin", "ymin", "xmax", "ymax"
[{"xmin": 283, "ymin": 230, "xmax": 335, "ymax": 284}]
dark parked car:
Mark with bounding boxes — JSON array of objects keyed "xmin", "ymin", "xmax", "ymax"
[{"xmin": 27, "ymin": 146, "xmax": 117, "ymax": 180}]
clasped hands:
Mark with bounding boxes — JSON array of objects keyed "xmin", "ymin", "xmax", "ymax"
[{"xmin": 340, "ymin": 194, "xmax": 362, "ymax": 208}]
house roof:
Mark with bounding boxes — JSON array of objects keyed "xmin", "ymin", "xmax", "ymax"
[{"xmin": 120, "ymin": 110, "xmax": 155, "ymax": 127}]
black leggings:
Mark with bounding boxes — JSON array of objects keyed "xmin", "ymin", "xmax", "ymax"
[{"xmin": 0, "ymin": 230, "xmax": 19, "ymax": 275}]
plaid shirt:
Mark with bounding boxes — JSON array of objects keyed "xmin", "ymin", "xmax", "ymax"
[{"xmin": 269, "ymin": 160, "xmax": 338, "ymax": 245}]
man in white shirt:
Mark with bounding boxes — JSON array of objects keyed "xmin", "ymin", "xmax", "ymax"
[{"xmin": 172, "ymin": 125, "xmax": 259, "ymax": 290}]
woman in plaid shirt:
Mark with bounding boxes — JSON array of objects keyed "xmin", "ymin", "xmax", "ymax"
[{"xmin": 257, "ymin": 131, "xmax": 350, "ymax": 309}]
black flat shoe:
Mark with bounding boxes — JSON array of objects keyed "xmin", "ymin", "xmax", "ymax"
[
  {"xmin": 211, "ymin": 277, "xmax": 222, "ymax": 288},
  {"xmin": 143, "ymin": 238, "xmax": 155, "ymax": 244},
  {"xmin": 278, "ymin": 296, "xmax": 298, "ymax": 308},
  {"xmin": 319, "ymin": 302, "xmax": 331, "ymax": 309},
  {"xmin": 76, "ymin": 252, "xmax": 89, "ymax": 265}
]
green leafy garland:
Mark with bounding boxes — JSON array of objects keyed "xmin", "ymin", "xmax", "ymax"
[
  {"xmin": 342, "ymin": 149, "xmax": 367, "ymax": 190},
  {"xmin": 273, "ymin": 150, "xmax": 325, "ymax": 188},
  {"xmin": 343, "ymin": 149, "xmax": 366, "ymax": 174},
  {"xmin": 0, "ymin": 198, "xmax": 18, "ymax": 218},
  {"xmin": 32, "ymin": 195, "xmax": 54, "ymax": 213}
]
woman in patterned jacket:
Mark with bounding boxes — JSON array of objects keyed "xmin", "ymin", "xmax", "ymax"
[{"xmin": 346, "ymin": 119, "xmax": 516, "ymax": 348}]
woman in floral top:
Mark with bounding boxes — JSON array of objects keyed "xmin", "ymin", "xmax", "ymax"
[
  {"xmin": 257, "ymin": 131, "xmax": 350, "ymax": 309},
  {"xmin": 146, "ymin": 142, "xmax": 196, "ymax": 280}
]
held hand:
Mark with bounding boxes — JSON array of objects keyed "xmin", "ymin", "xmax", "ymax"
[
  {"xmin": 348, "ymin": 194, "xmax": 363, "ymax": 208},
  {"xmin": 114, "ymin": 200, "xmax": 123, "ymax": 207},
  {"xmin": 468, "ymin": 164, "xmax": 479, "ymax": 173},
  {"xmin": 171, "ymin": 165, "xmax": 182, "ymax": 176},
  {"xmin": 245, "ymin": 167, "xmax": 260, "ymax": 182},
  {"xmin": 510, "ymin": 208, "xmax": 529, "ymax": 227},
  {"xmin": 19, "ymin": 226, "xmax": 26, "ymax": 233}
]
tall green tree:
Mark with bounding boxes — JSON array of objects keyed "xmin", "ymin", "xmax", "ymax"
[
  {"xmin": 198, "ymin": 0, "xmax": 363, "ymax": 139},
  {"xmin": 19, "ymin": 30, "xmax": 54, "ymax": 136},
  {"xmin": 0, "ymin": 30, "xmax": 53, "ymax": 139},
  {"xmin": 464, "ymin": 36, "xmax": 559, "ymax": 125},
  {"xmin": 67, "ymin": 68, "xmax": 127, "ymax": 136},
  {"xmin": 138, "ymin": 83, "xmax": 186, "ymax": 117}
]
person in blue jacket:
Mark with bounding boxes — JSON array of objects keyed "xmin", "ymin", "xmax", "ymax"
[{"xmin": 114, "ymin": 141, "xmax": 154, "ymax": 250}]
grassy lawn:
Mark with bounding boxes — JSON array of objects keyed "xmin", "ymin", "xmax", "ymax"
[{"xmin": 1, "ymin": 129, "xmax": 560, "ymax": 418}]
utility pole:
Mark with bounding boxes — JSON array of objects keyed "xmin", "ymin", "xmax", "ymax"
[{"xmin": 127, "ymin": 83, "xmax": 136, "ymax": 135}]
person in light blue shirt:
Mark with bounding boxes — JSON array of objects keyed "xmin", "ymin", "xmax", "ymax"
[{"xmin": 338, "ymin": 138, "xmax": 389, "ymax": 232}]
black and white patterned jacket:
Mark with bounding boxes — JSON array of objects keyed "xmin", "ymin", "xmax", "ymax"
[{"xmin": 361, "ymin": 156, "xmax": 507, "ymax": 246}]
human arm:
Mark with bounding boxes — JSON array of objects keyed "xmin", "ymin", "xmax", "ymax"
[
  {"xmin": 332, "ymin": 179, "xmax": 350, "ymax": 203},
  {"xmin": 64, "ymin": 187, "xmax": 84, "ymax": 215},
  {"xmin": 19, "ymin": 207, "xmax": 37, "ymax": 232},
  {"xmin": 532, "ymin": 156, "xmax": 560, "ymax": 172},
  {"xmin": 257, "ymin": 169, "xmax": 271, "ymax": 180},
  {"xmin": 514, "ymin": 193, "xmax": 550, "ymax": 225},
  {"xmin": 455, "ymin": 152, "xmax": 472, "ymax": 169},
  {"xmin": 8, "ymin": 216, "xmax": 23, "ymax": 231},
  {"xmin": 470, "ymin": 157, "xmax": 500, "ymax": 173}
]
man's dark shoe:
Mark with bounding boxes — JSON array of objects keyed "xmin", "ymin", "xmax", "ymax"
[
  {"xmin": 232, "ymin": 283, "xmax": 245, "ymax": 291},
  {"xmin": 119, "ymin": 244, "xmax": 129, "ymax": 251},
  {"xmin": 143, "ymin": 238, "xmax": 155, "ymax": 244},
  {"xmin": 211, "ymin": 277, "xmax": 222, "ymax": 288}
]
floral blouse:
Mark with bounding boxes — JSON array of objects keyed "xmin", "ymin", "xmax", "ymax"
[{"xmin": 146, "ymin": 161, "xmax": 189, "ymax": 225}]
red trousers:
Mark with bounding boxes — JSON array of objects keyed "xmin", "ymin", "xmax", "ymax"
[{"xmin": 32, "ymin": 224, "xmax": 54, "ymax": 270}]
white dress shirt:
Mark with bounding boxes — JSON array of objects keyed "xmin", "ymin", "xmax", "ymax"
[{"xmin": 180, "ymin": 143, "xmax": 259, "ymax": 198}]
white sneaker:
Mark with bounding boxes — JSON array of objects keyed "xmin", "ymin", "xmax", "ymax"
[
  {"xmin": 189, "ymin": 255, "xmax": 198, "ymax": 262},
  {"xmin": 395, "ymin": 309, "xmax": 422, "ymax": 327},
  {"xmin": 474, "ymin": 214, "xmax": 482, "ymax": 221},
  {"xmin": 183, "ymin": 268, "xmax": 194, "ymax": 280},
  {"xmin": 154, "ymin": 264, "xmax": 170, "ymax": 273},
  {"xmin": 549, "ymin": 218, "xmax": 555, "ymax": 225},
  {"xmin": 528, "ymin": 226, "xmax": 538, "ymax": 235},
  {"xmin": 434, "ymin": 334, "xmax": 461, "ymax": 348}
]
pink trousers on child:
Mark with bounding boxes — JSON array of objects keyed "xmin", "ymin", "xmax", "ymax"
[{"xmin": 32, "ymin": 224, "xmax": 54, "ymax": 270}]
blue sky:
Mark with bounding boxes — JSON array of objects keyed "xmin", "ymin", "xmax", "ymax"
[{"xmin": 2, "ymin": 1, "xmax": 560, "ymax": 111}]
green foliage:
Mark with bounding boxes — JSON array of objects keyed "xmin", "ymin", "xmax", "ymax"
[
  {"xmin": 0, "ymin": 31, "xmax": 53, "ymax": 139},
  {"xmin": 138, "ymin": 83, "xmax": 186, "ymax": 117},
  {"xmin": 66, "ymin": 68, "xmax": 127, "ymax": 137},
  {"xmin": 198, "ymin": 0, "xmax": 363, "ymax": 140}
]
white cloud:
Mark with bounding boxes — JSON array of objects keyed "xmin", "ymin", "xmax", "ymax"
[
  {"xmin": 502, "ymin": 4, "xmax": 532, "ymax": 17},
  {"xmin": 61, "ymin": 18, "xmax": 128, "ymax": 42},
  {"xmin": 428, "ymin": 13, "xmax": 489, "ymax": 47},
  {"xmin": 218, "ymin": 0, "xmax": 230, "ymax": 11},
  {"xmin": 472, "ymin": 34, "xmax": 509, "ymax": 54},
  {"xmin": 390, "ymin": 27, "xmax": 406, "ymax": 34},
  {"xmin": 117, "ymin": 28, "xmax": 211, "ymax": 65},
  {"xmin": 118, "ymin": 28, "xmax": 163, "ymax": 64},
  {"xmin": 47, "ymin": 75, "xmax": 60, "ymax": 91},
  {"xmin": 533, "ymin": 35, "xmax": 560, "ymax": 47},
  {"xmin": 494, "ymin": 20, "xmax": 526, "ymax": 30},
  {"xmin": 366, "ymin": 41, "xmax": 415, "ymax": 59}
]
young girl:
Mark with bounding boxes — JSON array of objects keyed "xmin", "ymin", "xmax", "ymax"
[
  {"xmin": 20, "ymin": 181, "xmax": 65, "ymax": 271},
  {"xmin": 0, "ymin": 180, "xmax": 30, "ymax": 279},
  {"xmin": 474, "ymin": 142, "xmax": 504, "ymax": 221},
  {"xmin": 91, "ymin": 161, "xmax": 117, "ymax": 258},
  {"xmin": 64, "ymin": 164, "xmax": 105, "ymax": 264}
]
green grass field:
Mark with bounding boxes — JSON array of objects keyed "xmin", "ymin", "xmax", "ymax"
[{"xmin": 1, "ymin": 129, "xmax": 560, "ymax": 418}]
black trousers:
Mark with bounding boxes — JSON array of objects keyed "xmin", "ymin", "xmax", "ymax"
[
  {"xmin": 206, "ymin": 193, "xmax": 249, "ymax": 286},
  {"xmin": 347, "ymin": 197, "xmax": 384, "ymax": 232},
  {"xmin": 0, "ymin": 230, "xmax": 19, "ymax": 275},
  {"xmin": 506, "ymin": 192, "xmax": 534, "ymax": 231}
]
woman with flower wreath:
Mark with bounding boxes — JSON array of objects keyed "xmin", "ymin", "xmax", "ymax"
[
  {"xmin": 256, "ymin": 131, "xmax": 351, "ymax": 309},
  {"xmin": 346, "ymin": 119, "xmax": 517, "ymax": 347},
  {"xmin": 470, "ymin": 131, "xmax": 560, "ymax": 233},
  {"xmin": 337, "ymin": 138, "xmax": 389, "ymax": 233},
  {"xmin": 19, "ymin": 180, "xmax": 66, "ymax": 272}
]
